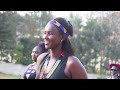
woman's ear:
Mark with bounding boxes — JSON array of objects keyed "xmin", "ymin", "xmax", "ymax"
[{"xmin": 61, "ymin": 34, "xmax": 66, "ymax": 41}]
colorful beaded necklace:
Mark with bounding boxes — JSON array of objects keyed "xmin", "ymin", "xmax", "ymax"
[{"xmin": 39, "ymin": 51, "xmax": 65, "ymax": 79}]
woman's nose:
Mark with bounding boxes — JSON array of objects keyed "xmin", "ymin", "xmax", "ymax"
[
  {"xmin": 43, "ymin": 34, "xmax": 48, "ymax": 40},
  {"xmin": 31, "ymin": 52, "xmax": 35, "ymax": 56}
]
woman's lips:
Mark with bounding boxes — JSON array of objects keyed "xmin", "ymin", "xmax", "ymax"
[
  {"xmin": 45, "ymin": 43, "xmax": 48, "ymax": 45},
  {"xmin": 45, "ymin": 42, "xmax": 49, "ymax": 45}
]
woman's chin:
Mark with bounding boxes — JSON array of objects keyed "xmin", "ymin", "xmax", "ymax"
[
  {"xmin": 45, "ymin": 46, "xmax": 50, "ymax": 49},
  {"xmin": 32, "ymin": 59, "xmax": 37, "ymax": 62},
  {"xmin": 33, "ymin": 60, "xmax": 37, "ymax": 62}
]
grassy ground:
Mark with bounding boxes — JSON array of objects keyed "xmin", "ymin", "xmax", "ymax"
[{"xmin": 0, "ymin": 72, "xmax": 22, "ymax": 79}]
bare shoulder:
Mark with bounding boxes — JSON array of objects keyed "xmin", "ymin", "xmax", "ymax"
[
  {"xmin": 36, "ymin": 52, "xmax": 49, "ymax": 73},
  {"xmin": 25, "ymin": 64, "xmax": 31, "ymax": 70},
  {"xmin": 67, "ymin": 56, "xmax": 83, "ymax": 66},
  {"xmin": 66, "ymin": 56, "xmax": 88, "ymax": 79},
  {"xmin": 37, "ymin": 52, "xmax": 49, "ymax": 64},
  {"xmin": 67, "ymin": 56, "xmax": 85, "ymax": 70}
]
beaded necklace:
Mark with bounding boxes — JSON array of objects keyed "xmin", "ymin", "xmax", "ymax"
[{"xmin": 39, "ymin": 51, "xmax": 65, "ymax": 79}]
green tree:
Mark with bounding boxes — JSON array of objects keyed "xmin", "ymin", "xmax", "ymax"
[
  {"xmin": 0, "ymin": 11, "xmax": 18, "ymax": 62},
  {"xmin": 15, "ymin": 38, "xmax": 39, "ymax": 65}
]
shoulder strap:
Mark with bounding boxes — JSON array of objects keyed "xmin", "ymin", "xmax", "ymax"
[{"xmin": 35, "ymin": 53, "xmax": 49, "ymax": 79}]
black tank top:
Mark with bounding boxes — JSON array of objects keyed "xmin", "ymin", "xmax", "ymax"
[
  {"xmin": 36, "ymin": 54, "xmax": 70, "ymax": 79},
  {"xmin": 24, "ymin": 63, "xmax": 36, "ymax": 79}
]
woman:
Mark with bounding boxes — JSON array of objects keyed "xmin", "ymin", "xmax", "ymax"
[
  {"xmin": 36, "ymin": 17, "xmax": 88, "ymax": 79},
  {"xmin": 23, "ymin": 42, "xmax": 48, "ymax": 79},
  {"xmin": 108, "ymin": 64, "xmax": 120, "ymax": 79}
]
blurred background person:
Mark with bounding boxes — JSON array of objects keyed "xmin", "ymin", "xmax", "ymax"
[
  {"xmin": 23, "ymin": 42, "xmax": 48, "ymax": 79},
  {"xmin": 108, "ymin": 64, "xmax": 120, "ymax": 79}
]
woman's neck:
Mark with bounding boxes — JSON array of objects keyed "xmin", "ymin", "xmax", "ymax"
[
  {"xmin": 50, "ymin": 46, "xmax": 62, "ymax": 60},
  {"xmin": 33, "ymin": 61, "xmax": 37, "ymax": 65}
]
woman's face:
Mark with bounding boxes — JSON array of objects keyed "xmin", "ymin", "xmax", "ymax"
[
  {"xmin": 111, "ymin": 66, "xmax": 119, "ymax": 77},
  {"xmin": 31, "ymin": 46, "xmax": 41, "ymax": 62},
  {"xmin": 43, "ymin": 23, "xmax": 62, "ymax": 50}
]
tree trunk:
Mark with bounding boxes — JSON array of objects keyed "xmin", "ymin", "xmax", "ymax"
[{"xmin": 100, "ymin": 56, "xmax": 103, "ymax": 75}]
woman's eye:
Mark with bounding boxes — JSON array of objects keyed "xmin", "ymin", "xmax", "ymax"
[
  {"xmin": 32, "ymin": 51, "xmax": 35, "ymax": 53},
  {"xmin": 44, "ymin": 31, "xmax": 55, "ymax": 36},
  {"xmin": 44, "ymin": 31, "xmax": 46, "ymax": 34},
  {"xmin": 35, "ymin": 51, "xmax": 39, "ymax": 54},
  {"xmin": 49, "ymin": 32, "xmax": 54, "ymax": 35}
]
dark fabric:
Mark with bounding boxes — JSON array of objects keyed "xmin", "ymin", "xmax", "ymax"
[
  {"xmin": 35, "ymin": 53, "xmax": 49, "ymax": 79},
  {"xmin": 24, "ymin": 64, "xmax": 36, "ymax": 79},
  {"xmin": 36, "ymin": 54, "xmax": 70, "ymax": 79}
]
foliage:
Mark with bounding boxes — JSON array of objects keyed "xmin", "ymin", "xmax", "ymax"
[
  {"xmin": 97, "ymin": 76, "xmax": 107, "ymax": 79},
  {"xmin": 0, "ymin": 11, "xmax": 19, "ymax": 61},
  {"xmin": 0, "ymin": 11, "xmax": 53, "ymax": 65},
  {"xmin": 1, "ymin": 11, "xmax": 120, "ymax": 75},
  {"xmin": 14, "ymin": 37, "xmax": 39, "ymax": 65},
  {"xmin": 0, "ymin": 72, "xmax": 20, "ymax": 79}
]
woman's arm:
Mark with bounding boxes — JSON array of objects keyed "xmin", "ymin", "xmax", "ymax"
[
  {"xmin": 36, "ymin": 53, "xmax": 48, "ymax": 75},
  {"xmin": 66, "ymin": 56, "xmax": 88, "ymax": 79}
]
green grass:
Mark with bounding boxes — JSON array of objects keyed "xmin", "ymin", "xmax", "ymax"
[
  {"xmin": 97, "ymin": 76, "xmax": 107, "ymax": 79},
  {"xmin": 0, "ymin": 73, "xmax": 22, "ymax": 79}
]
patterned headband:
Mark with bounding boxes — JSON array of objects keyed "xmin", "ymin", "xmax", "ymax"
[{"xmin": 49, "ymin": 19, "xmax": 72, "ymax": 40}]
